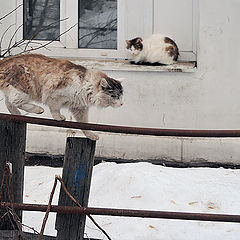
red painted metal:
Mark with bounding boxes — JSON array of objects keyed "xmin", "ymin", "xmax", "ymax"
[
  {"xmin": 1, "ymin": 202, "xmax": 240, "ymax": 223},
  {"xmin": 0, "ymin": 113, "xmax": 240, "ymax": 137}
]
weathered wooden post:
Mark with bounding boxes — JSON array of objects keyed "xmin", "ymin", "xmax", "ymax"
[
  {"xmin": 56, "ymin": 137, "xmax": 96, "ymax": 240},
  {"xmin": 0, "ymin": 120, "xmax": 26, "ymax": 229}
]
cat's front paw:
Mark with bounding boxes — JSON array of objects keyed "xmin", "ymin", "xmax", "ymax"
[
  {"xmin": 53, "ymin": 114, "xmax": 66, "ymax": 121},
  {"xmin": 84, "ymin": 131, "xmax": 99, "ymax": 141}
]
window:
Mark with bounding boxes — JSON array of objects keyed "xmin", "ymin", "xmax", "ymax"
[
  {"xmin": 78, "ymin": 0, "xmax": 117, "ymax": 49},
  {"xmin": 23, "ymin": 0, "xmax": 60, "ymax": 41},
  {"xmin": 12, "ymin": 0, "xmax": 198, "ymax": 61}
]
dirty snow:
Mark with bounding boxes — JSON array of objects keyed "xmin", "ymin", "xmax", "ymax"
[{"xmin": 23, "ymin": 162, "xmax": 240, "ymax": 240}]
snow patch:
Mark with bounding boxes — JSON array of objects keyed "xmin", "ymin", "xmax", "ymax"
[{"xmin": 23, "ymin": 163, "xmax": 240, "ymax": 239}]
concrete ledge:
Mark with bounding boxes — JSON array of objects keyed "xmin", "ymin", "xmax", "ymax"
[{"xmin": 64, "ymin": 57, "xmax": 196, "ymax": 73}]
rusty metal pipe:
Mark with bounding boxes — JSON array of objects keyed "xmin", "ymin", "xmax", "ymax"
[
  {"xmin": 1, "ymin": 202, "xmax": 240, "ymax": 223},
  {"xmin": 0, "ymin": 113, "xmax": 240, "ymax": 137}
]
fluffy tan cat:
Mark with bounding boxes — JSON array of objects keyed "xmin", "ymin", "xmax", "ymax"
[{"xmin": 0, "ymin": 54, "xmax": 123, "ymax": 140}]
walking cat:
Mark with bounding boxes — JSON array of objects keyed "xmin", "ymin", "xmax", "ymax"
[
  {"xmin": 0, "ymin": 54, "xmax": 123, "ymax": 140},
  {"xmin": 126, "ymin": 34, "xmax": 179, "ymax": 65}
]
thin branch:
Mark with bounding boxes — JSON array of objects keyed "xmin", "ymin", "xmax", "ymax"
[
  {"xmin": 37, "ymin": 175, "xmax": 112, "ymax": 240},
  {"xmin": 0, "ymin": 24, "xmax": 15, "ymax": 55},
  {"xmin": 21, "ymin": 223, "xmax": 40, "ymax": 235},
  {"xmin": 11, "ymin": 41, "xmax": 52, "ymax": 53},
  {"xmin": 18, "ymin": 22, "xmax": 78, "ymax": 54},
  {"xmin": 56, "ymin": 175, "xmax": 112, "ymax": 240},
  {"xmin": 5, "ymin": 208, "xmax": 16, "ymax": 230},
  {"xmin": 0, "ymin": 4, "xmax": 23, "ymax": 22},
  {"xmin": 38, "ymin": 177, "xmax": 58, "ymax": 240},
  {"xmin": 26, "ymin": 41, "xmax": 51, "ymax": 51},
  {"xmin": 6, "ymin": 24, "xmax": 23, "ymax": 56},
  {"xmin": 24, "ymin": 17, "xmax": 69, "ymax": 52},
  {"xmin": 79, "ymin": 18, "xmax": 117, "ymax": 48},
  {"xmin": 6, "ymin": 165, "xmax": 26, "ymax": 239},
  {"xmin": 0, "ymin": 10, "xmax": 70, "ymax": 57},
  {"xmin": 0, "ymin": 165, "xmax": 26, "ymax": 239},
  {"xmin": 1, "ymin": 39, "xmax": 25, "ymax": 57},
  {"xmin": 86, "ymin": 39, "xmax": 115, "ymax": 47}
]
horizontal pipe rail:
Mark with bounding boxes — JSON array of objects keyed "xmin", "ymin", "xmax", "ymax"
[
  {"xmin": 0, "ymin": 113, "xmax": 240, "ymax": 137},
  {"xmin": 1, "ymin": 202, "xmax": 240, "ymax": 223}
]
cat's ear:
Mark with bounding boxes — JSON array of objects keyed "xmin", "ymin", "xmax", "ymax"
[
  {"xmin": 136, "ymin": 38, "xmax": 143, "ymax": 43},
  {"xmin": 125, "ymin": 40, "xmax": 131, "ymax": 48},
  {"xmin": 116, "ymin": 77, "xmax": 124, "ymax": 83},
  {"xmin": 100, "ymin": 78, "xmax": 109, "ymax": 89}
]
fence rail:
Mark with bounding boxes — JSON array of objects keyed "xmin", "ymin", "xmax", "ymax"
[
  {"xmin": 1, "ymin": 113, "xmax": 240, "ymax": 137},
  {"xmin": 1, "ymin": 202, "xmax": 240, "ymax": 223},
  {"xmin": 1, "ymin": 113, "xmax": 240, "ymax": 239}
]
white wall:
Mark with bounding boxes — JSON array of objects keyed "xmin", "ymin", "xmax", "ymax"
[{"xmin": 1, "ymin": 0, "xmax": 240, "ymax": 165}]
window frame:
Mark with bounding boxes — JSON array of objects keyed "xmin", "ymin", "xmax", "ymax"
[
  {"xmin": 12, "ymin": 0, "xmax": 198, "ymax": 61},
  {"xmin": 16, "ymin": 0, "xmax": 64, "ymax": 49},
  {"xmin": 15, "ymin": 0, "xmax": 126, "ymax": 59}
]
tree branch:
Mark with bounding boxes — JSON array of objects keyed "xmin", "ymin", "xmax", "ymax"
[
  {"xmin": 0, "ymin": 24, "xmax": 15, "ymax": 54},
  {"xmin": 23, "ymin": 17, "xmax": 69, "ymax": 52},
  {"xmin": 0, "ymin": 4, "xmax": 23, "ymax": 23},
  {"xmin": 18, "ymin": 22, "xmax": 77, "ymax": 55}
]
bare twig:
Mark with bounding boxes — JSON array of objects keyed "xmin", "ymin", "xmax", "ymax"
[
  {"xmin": 56, "ymin": 175, "xmax": 112, "ymax": 240},
  {"xmin": 2, "ymin": 40, "xmax": 52, "ymax": 54},
  {"xmin": 23, "ymin": 41, "xmax": 51, "ymax": 51},
  {"xmin": 1, "ymin": 39, "xmax": 25, "ymax": 53},
  {"xmin": 23, "ymin": 17, "xmax": 69, "ymax": 52},
  {"xmin": 38, "ymin": 177, "xmax": 58, "ymax": 240},
  {"xmin": 6, "ymin": 164, "xmax": 26, "ymax": 239},
  {"xmin": 0, "ymin": 4, "xmax": 23, "ymax": 22},
  {"xmin": 18, "ymin": 22, "xmax": 78, "ymax": 55},
  {"xmin": 21, "ymin": 223, "xmax": 40, "ymax": 235},
  {"xmin": 5, "ymin": 207, "xmax": 16, "ymax": 230},
  {"xmin": 38, "ymin": 174, "xmax": 112, "ymax": 240},
  {"xmin": 0, "ymin": 7, "xmax": 73, "ymax": 58},
  {"xmin": 0, "ymin": 164, "xmax": 26, "ymax": 239},
  {"xmin": 79, "ymin": 17, "xmax": 117, "ymax": 48},
  {"xmin": 6, "ymin": 24, "xmax": 23, "ymax": 56},
  {"xmin": 0, "ymin": 24, "xmax": 15, "ymax": 54}
]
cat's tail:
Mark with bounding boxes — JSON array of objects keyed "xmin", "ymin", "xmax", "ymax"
[
  {"xmin": 165, "ymin": 37, "xmax": 179, "ymax": 61},
  {"xmin": 171, "ymin": 44, "xmax": 179, "ymax": 62},
  {"xmin": 174, "ymin": 48, "xmax": 179, "ymax": 61}
]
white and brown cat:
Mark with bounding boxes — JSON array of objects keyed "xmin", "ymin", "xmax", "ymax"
[
  {"xmin": 126, "ymin": 33, "xmax": 179, "ymax": 65},
  {"xmin": 0, "ymin": 54, "xmax": 123, "ymax": 140}
]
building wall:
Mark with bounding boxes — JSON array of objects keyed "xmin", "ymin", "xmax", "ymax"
[{"xmin": 1, "ymin": 0, "xmax": 240, "ymax": 165}]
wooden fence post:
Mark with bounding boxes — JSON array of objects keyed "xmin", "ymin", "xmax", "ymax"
[
  {"xmin": 0, "ymin": 120, "xmax": 26, "ymax": 229},
  {"xmin": 56, "ymin": 137, "xmax": 96, "ymax": 240}
]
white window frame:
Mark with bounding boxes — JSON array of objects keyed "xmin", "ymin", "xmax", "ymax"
[
  {"xmin": 15, "ymin": 0, "xmax": 126, "ymax": 59},
  {"xmin": 16, "ymin": 0, "xmax": 64, "ymax": 49},
  {"xmin": 12, "ymin": 0, "xmax": 198, "ymax": 61}
]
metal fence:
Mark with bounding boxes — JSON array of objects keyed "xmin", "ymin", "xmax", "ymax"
[{"xmin": 0, "ymin": 112, "xmax": 240, "ymax": 240}]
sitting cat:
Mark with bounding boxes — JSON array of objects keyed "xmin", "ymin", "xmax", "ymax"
[
  {"xmin": 126, "ymin": 33, "xmax": 179, "ymax": 65},
  {"xmin": 0, "ymin": 54, "xmax": 123, "ymax": 140}
]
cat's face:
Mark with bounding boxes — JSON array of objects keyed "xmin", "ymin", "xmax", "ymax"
[
  {"xmin": 94, "ymin": 76, "xmax": 123, "ymax": 109},
  {"xmin": 126, "ymin": 37, "xmax": 143, "ymax": 55}
]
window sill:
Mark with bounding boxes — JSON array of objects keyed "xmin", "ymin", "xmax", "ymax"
[{"xmin": 63, "ymin": 58, "xmax": 196, "ymax": 73}]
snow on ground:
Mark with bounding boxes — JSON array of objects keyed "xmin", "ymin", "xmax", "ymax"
[{"xmin": 23, "ymin": 162, "xmax": 240, "ymax": 240}]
